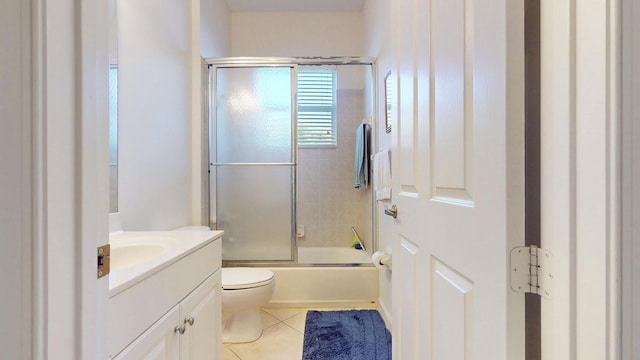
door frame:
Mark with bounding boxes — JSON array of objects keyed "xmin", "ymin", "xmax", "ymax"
[
  {"xmin": 540, "ymin": 0, "xmax": 621, "ymax": 358},
  {"xmin": 621, "ymin": 0, "xmax": 640, "ymax": 357},
  {"xmin": 4, "ymin": 0, "xmax": 35, "ymax": 357},
  {"xmin": 30, "ymin": 0, "xmax": 110, "ymax": 358}
]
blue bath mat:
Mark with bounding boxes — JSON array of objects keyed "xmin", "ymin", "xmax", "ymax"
[{"xmin": 302, "ymin": 310, "xmax": 392, "ymax": 360}]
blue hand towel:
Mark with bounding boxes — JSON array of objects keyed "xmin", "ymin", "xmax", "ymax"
[{"xmin": 354, "ymin": 123, "xmax": 371, "ymax": 189}]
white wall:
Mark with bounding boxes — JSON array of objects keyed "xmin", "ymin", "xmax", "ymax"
[
  {"xmin": 119, "ymin": 0, "xmax": 195, "ymax": 230},
  {"xmin": 364, "ymin": 0, "xmax": 394, "ymax": 327},
  {"xmin": 118, "ymin": 0, "xmax": 230, "ymax": 230},
  {"xmin": 195, "ymin": 0, "xmax": 231, "ymax": 225},
  {"xmin": 231, "ymin": 12, "xmax": 364, "ymax": 57},
  {"xmin": 201, "ymin": 0, "xmax": 231, "ymax": 58}
]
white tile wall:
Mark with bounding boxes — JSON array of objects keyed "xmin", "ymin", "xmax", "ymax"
[{"xmin": 297, "ymin": 90, "xmax": 371, "ymax": 248}]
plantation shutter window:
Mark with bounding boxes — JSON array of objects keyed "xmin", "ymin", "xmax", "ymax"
[{"xmin": 297, "ymin": 69, "xmax": 337, "ymax": 147}]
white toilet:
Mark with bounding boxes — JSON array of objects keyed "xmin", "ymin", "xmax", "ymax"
[{"xmin": 221, "ymin": 267, "xmax": 275, "ymax": 343}]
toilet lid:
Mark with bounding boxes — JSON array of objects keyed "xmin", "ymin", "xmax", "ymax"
[{"xmin": 222, "ymin": 268, "xmax": 274, "ymax": 290}]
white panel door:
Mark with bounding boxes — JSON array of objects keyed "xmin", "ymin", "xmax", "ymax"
[{"xmin": 390, "ymin": 0, "xmax": 525, "ymax": 359}]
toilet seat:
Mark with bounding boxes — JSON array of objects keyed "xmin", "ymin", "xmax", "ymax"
[{"xmin": 222, "ymin": 268, "xmax": 274, "ymax": 290}]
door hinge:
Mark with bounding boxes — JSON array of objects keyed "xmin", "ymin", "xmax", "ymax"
[
  {"xmin": 97, "ymin": 244, "xmax": 110, "ymax": 279},
  {"xmin": 510, "ymin": 245, "xmax": 553, "ymax": 299}
]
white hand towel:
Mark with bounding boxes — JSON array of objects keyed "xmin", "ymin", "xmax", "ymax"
[{"xmin": 373, "ymin": 148, "xmax": 392, "ymax": 201}]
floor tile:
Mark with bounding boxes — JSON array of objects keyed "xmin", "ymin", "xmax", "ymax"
[
  {"xmin": 226, "ymin": 322, "xmax": 303, "ymax": 360},
  {"xmin": 283, "ymin": 310, "xmax": 308, "ymax": 333},
  {"xmin": 260, "ymin": 309, "xmax": 280, "ymax": 329},
  {"xmin": 221, "ymin": 345, "xmax": 241, "ymax": 360},
  {"xmin": 262, "ymin": 307, "xmax": 304, "ymax": 322}
]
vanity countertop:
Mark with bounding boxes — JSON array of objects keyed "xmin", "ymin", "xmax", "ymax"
[{"xmin": 108, "ymin": 229, "xmax": 223, "ymax": 297}]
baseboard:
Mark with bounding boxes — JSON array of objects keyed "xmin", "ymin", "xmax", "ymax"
[
  {"xmin": 378, "ymin": 297, "xmax": 392, "ymax": 331},
  {"xmin": 266, "ymin": 300, "xmax": 378, "ymax": 309}
]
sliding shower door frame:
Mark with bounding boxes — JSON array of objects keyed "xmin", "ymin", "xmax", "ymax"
[
  {"xmin": 209, "ymin": 63, "xmax": 299, "ymax": 263},
  {"xmin": 206, "ymin": 57, "xmax": 377, "ymax": 267}
]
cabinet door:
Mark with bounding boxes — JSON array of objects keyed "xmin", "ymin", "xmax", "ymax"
[
  {"xmin": 113, "ymin": 306, "xmax": 180, "ymax": 360},
  {"xmin": 180, "ymin": 271, "xmax": 221, "ymax": 360}
]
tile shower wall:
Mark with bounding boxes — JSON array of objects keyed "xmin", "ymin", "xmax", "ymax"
[{"xmin": 297, "ymin": 89, "xmax": 370, "ymax": 247}]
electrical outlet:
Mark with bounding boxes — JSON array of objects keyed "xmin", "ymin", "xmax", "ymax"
[{"xmin": 297, "ymin": 225, "xmax": 305, "ymax": 238}]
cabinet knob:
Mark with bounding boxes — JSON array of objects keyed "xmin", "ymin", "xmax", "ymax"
[
  {"xmin": 185, "ymin": 316, "xmax": 195, "ymax": 326},
  {"xmin": 174, "ymin": 324, "xmax": 186, "ymax": 335}
]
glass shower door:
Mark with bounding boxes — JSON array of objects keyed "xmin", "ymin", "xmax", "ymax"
[{"xmin": 213, "ymin": 66, "xmax": 296, "ymax": 261}]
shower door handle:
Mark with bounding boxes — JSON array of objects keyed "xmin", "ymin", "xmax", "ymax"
[{"xmin": 384, "ymin": 205, "xmax": 398, "ymax": 219}]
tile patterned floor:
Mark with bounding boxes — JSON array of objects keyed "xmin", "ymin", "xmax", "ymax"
[{"xmin": 222, "ymin": 306, "xmax": 377, "ymax": 360}]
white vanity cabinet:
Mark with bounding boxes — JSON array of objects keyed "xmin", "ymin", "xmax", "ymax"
[
  {"xmin": 108, "ymin": 232, "xmax": 223, "ymax": 360},
  {"xmin": 113, "ymin": 271, "xmax": 221, "ymax": 360}
]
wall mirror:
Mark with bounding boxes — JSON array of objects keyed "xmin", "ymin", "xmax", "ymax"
[
  {"xmin": 384, "ymin": 71, "xmax": 392, "ymax": 133},
  {"xmin": 108, "ymin": 0, "xmax": 118, "ymax": 213}
]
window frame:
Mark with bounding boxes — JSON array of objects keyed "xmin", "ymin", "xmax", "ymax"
[{"xmin": 296, "ymin": 68, "xmax": 338, "ymax": 148}]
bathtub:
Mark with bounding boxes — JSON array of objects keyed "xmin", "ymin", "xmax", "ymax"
[
  {"xmin": 267, "ymin": 247, "xmax": 379, "ymax": 307},
  {"xmin": 297, "ymin": 246, "xmax": 372, "ymax": 264}
]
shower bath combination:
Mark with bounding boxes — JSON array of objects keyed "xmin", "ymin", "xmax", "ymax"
[
  {"xmin": 207, "ymin": 57, "xmax": 377, "ymax": 268},
  {"xmin": 208, "ymin": 56, "xmax": 379, "ymax": 308}
]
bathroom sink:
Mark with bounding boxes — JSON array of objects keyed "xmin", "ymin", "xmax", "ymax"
[
  {"xmin": 110, "ymin": 243, "xmax": 168, "ymax": 271},
  {"xmin": 108, "ymin": 231, "xmax": 222, "ymax": 296},
  {"xmin": 109, "ymin": 236, "xmax": 182, "ymax": 271}
]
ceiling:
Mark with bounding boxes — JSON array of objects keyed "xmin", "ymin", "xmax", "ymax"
[{"xmin": 224, "ymin": 0, "xmax": 366, "ymax": 12}]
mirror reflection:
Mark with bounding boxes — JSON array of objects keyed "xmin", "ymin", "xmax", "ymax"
[
  {"xmin": 384, "ymin": 71, "xmax": 392, "ymax": 133},
  {"xmin": 108, "ymin": 0, "xmax": 118, "ymax": 213}
]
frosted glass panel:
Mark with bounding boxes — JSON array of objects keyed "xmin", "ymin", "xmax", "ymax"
[
  {"xmin": 216, "ymin": 67, "xmax": 293, "ymax": 163},
  {"xmin": 217, "ymin": 166, "xmax": 293, "ymax": 261}
]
